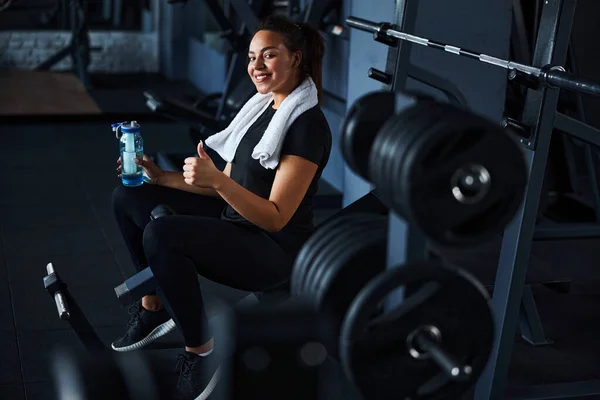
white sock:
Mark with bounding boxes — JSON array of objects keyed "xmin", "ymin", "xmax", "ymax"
[{"xmin": 197, "ymin": 348, "xmax": 213, "ymax": 357}]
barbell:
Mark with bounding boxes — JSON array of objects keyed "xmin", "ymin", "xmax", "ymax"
[
  {"xmin": 346, "ymin": 16, "xmax": 600, "ymax": 98},
  {"xmin": 340, "ymin": 91, "xmax": 528, "ymax": 247}
]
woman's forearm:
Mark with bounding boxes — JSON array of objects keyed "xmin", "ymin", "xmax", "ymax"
[
  {"xmin": 213, "ymin": 174, "xmax": 281, "ymax": 232},
  {"xmin": 158, "ymin": 171, "xmax": 221, "ymax": 197}
]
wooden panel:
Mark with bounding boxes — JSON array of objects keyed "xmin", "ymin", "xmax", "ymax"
[{"xmin": 0, "ymin": 70, "xmax": 101, "ymax": 115}]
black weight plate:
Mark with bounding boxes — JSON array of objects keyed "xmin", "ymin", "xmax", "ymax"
[
  {"xmin": 369, "ymin": 100, "xmax": 441, "ymax": 219},
  {"xmin": 304, "ymin": 214, "xmax": 387, "ymax": 358},
  {"xmin": 303, "ymin": 215, "xmax": 380, "ymax": 300},
  {"xmin": 313, "ymin": 219, "xmax": 388, "ymax": 359},
  {"xmin": 340, "ymin": 91, "xmax": 396, "ymax": 180},
  {"xmin": 370, "ymin": 101, "xmax": 527, "ymax": 246},
  {"xmin": 292, "ymin": 215, "xmax": 363, "ymax": 297},
  {"xmin": 291, "ymin": 224, "xmax": 329, "ymax": 296},
  {"xmin": 291, "ymin": 216, "xmax": 348, "ymax": 296},
  {"xmin": 383, "ymin": 103, "xmax": 461, "ymax": 224},
  {"xmin": 403, "ymin": 103, "xmax": 527, "ymax": 246},
  {"xmin": 301, "ymin": 218, "xmax": 358, "ymax": 297},
  {"xmin": 340, "ymin": 262, "xmax": 494, "ymax": 400},
  {"xmin": 311, "ymin": 216, "xmax": 387, "ymax": 308}
]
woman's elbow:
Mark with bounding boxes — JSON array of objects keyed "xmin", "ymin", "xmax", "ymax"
[
  {"xmin": 264, "ymin": 215, "xmax": 288, "ymax": 233},
  {"xmin": 265, "ymin": 221, "xmax": 284, "ymax": 233}
]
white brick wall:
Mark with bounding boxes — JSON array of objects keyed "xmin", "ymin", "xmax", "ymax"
[{"xmin": 0, "ymin": 31, "xmax": 159, "ymax": 73}]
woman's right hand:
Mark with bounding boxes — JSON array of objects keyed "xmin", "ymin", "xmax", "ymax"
[{"xmin": 117, "ymin": 154, "xmax": 164, "ymax": 185}]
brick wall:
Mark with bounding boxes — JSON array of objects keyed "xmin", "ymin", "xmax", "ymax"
[{"xmin": 0, "ymin": 31, "xmax": 159, "ymax": 73}]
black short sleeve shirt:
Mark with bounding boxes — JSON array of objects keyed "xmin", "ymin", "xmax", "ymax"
[{"xmin": 221, "ymin": 102, "xmax": 332, "ymax": 253}]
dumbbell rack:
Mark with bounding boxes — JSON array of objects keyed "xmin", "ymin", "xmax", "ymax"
[{"xmin": 347, "ymin": 0, "xmax": 600, "ymax": 399}]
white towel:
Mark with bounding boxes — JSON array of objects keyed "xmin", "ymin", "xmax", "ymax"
[{"xmin": 205, "ymin": 77, "xmax": 319, "ymax": 169}]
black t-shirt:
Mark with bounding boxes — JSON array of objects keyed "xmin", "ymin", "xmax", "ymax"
[{"xmin": 221, "ymin": 102, "xmax": 332, "ymax": 254}]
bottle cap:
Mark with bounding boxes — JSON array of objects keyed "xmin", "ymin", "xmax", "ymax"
[{"xmin": 121, "ymin": 121, "xmax": 141, "ymax": 134}]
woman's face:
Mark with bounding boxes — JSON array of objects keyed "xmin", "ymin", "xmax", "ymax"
[{"xmin": 248, "ymin": 30, "xmax": 301, "ymax": 95}]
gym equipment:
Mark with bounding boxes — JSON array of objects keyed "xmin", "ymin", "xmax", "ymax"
[
  {"xmin": 346, "ymin": 16, "xmax": 600, "ymax": 98},
  {"xmin": 44, "ymin": 262, "xmax": 176, "ymax": 399},
  {"xmin": 290, "ymin": 213, "xmax": 494, "ymax": 400},
  {"xmin": 43, "ymin": 263, "xmax": 105, "ymax": 355},
  {"xmin": 290, "ymin": 214, "xmax": 388, "ymax": 357},
  {"xmin": 335, "ymin": 0, "xmax": 600, "ymax": 399},
  {"xmin": 344, "ymin": 1, "xmax": 600, "ymax": 398},
  {"xmin": 340, "ymin": 263, "xmax": 494, "ymax": 400},
  {"xmin": 34, "ymin": 0, "xmax": 97, "ymax": 89},
  {"xmin": 113, "ymin": 204, "xmax": 174, "ymax": 305},
  {"xmin": 340, "ymin": 91, "xmax": 396, "ymax": 179},
  {"xmin": 341, "ymin": 91, "xmax": 528, "ymax": 247}
]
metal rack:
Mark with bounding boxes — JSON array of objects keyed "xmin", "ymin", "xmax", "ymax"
[
  {"xmin": 474, "ymin": 1, "xmax": 600, "ymax": 397},
  {"xmin": 346, "ymin": 0, "xmax": 600, "ymax": 398}
]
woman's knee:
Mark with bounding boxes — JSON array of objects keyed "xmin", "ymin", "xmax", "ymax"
[
  {"xmin": 112, "ymin": 183, "xmax": 155, "ymax": 216},
  {"xmin": 112, "ymin": 184, "xmax": 137, "ymax": 214},
  {"xmin": 142, "ymin": 217, "xmax": 181, "ymax": 264}
]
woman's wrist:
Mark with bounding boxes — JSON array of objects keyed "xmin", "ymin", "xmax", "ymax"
[
  {"xmin": 154, "ymin": 170, "xmax": 167, "ymax": 186},
  {"xmin": 212, "ymin": 171, "xmax": 228, "ymax": 191}
]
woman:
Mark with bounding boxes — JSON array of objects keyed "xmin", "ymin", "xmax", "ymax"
[{"xmin": 111, "ymin": 14, "xmax": 332, "ymax": 400}]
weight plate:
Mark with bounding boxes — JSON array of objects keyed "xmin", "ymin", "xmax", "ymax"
[
  {"xmin": 310, "ymin": 216, "xmax": 387, "ymax": 309},
  {"xmin": 301, "ymin": 214, "xmax": 387, "ymax": 358},
  {"xmin": 369, "ymin": 100, "xmax": 440, "ymax": 220},
  {"xmin": 300, "ymin": 218, "xmax": 360, "ymax": 297},
  {"xmin": 291, "ymin": 214, "xmax": 387, "ymax": 358},
  {"xmin": 407, "ymin": 104, "xmax": 527, "ymax": 246},
  {"xmin": 312, "ymin": 219, "xmax": 388, "ymax": 359},
  {"xmin": 370, "ymin": 101, "xmax": 527, "ymax": 246},
  {"xmin": 340, "ymin": 262, "xmax": 494, "ymax": 400},
  {"xmin": 305, "ymin": 216, "xmax": 384, "ymax": 301},
  {"xmin": 292, "ymin": 216, "xmax": 358, "ymax": 297},
  {"xmin": 340, "ymin": 91, "xmax": 396, "ymax": 180}
]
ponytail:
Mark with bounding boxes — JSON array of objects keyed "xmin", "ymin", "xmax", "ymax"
[
  {"xmin": 255, "ymin": 15, "xmax": 326, "ymax": 104},
  {"xmin": 297, "ymin": 22, "xmax": 325, "ymax": 104}
]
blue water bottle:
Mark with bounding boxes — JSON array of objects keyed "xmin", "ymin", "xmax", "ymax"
[{"xmin": 113, "ymin": 121, "xmax": 144, "ymax": 187}]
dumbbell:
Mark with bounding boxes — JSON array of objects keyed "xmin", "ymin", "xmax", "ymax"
[
  {"xmin": 340, "ymin": 91, "xmax": 528, "ymax": 247},
  {"xmin": 113, "ymin": 204, "xmax": 176, "ymax": 306}
]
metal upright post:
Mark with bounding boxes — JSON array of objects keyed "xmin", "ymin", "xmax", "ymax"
[
  {"xmin": 474, "ymin": 1, "xmax": 577, "ymax": 398},
  {"xmin": 384, "ymin": 0, "xmax": 428, "ymax": 308}
]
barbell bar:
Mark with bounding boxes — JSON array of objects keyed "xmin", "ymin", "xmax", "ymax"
[{"xmin": 346, "ymin": 16, "xmax": 600, "ymax": 97}]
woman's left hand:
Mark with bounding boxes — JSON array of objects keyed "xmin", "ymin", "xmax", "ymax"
[{"xmin": 183, "ymin": 141, "xmax": 220, "ymax": 188}]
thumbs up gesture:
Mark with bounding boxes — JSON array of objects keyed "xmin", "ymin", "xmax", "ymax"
[{"xmin": 183, "ymin": 141, "xmax": 219, "ymax": 188}]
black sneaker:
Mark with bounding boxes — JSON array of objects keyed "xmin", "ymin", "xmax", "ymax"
[
  {"xmin": 173, "ymin": 351, "xmax": 221, "ymax": 400},
  {"xmin": 111, "ymin": 303, "xmax": 176, "ymax": 352}
]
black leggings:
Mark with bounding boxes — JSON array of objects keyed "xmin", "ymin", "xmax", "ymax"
[{"xmin": 112, "ymin": 183, "xmax": 295, "ymax": 347}]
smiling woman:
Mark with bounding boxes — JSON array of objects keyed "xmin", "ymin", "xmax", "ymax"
[
  {"xmin": 248, "ymin": 16, "xmax": 325, "ymax": 107},
  {"xmin": 108, "ymin": 13, "xmax": 333, "ymax": 400}
]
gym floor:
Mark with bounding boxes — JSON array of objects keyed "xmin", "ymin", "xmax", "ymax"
[{"xmin": 1, "ymin": 74, "xmax": 600, "ymax": 400}]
